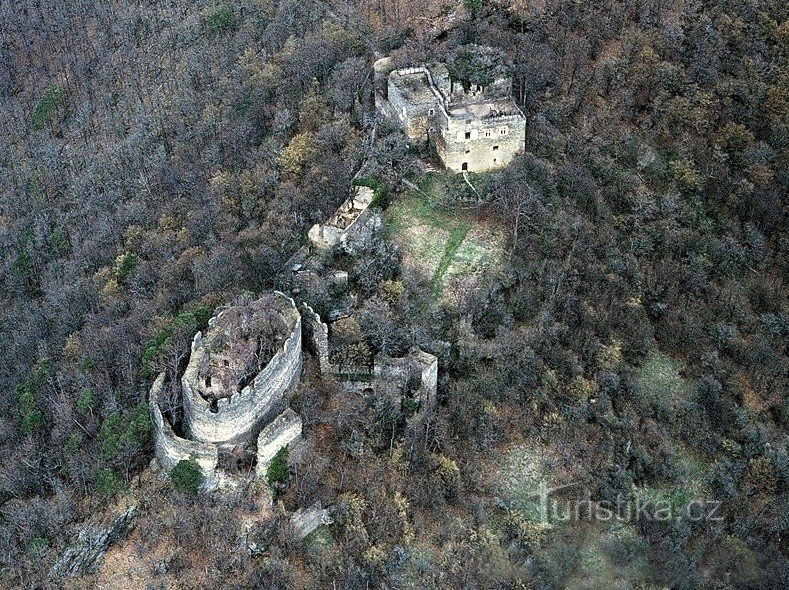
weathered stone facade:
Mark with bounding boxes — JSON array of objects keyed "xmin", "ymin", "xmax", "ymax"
[
  {"xmin": 149, "ymin": 373, "xmax": 219, "ymax": 475},
  {"xmin": 300, "ymin": 302, "xmax": 330, "ymax": 375},
  {"xmin": 374, "ymin": 349, "xmax": 438, "ymax": 415},
  {"xmin": 308, "ymin": 185, "xmax": 374, "ymax": 252},
  {"xmin": 149, "ymin": 292, "xmax": 304, "ymax": 491},
  {"xmin": 375, "ymin": 58, "xmax": 526, "ymax": 173}
]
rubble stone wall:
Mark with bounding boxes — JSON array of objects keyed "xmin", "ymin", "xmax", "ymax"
[{"xmin": 148, "ymin": 372, "xmax": 219, "ymax": 474}]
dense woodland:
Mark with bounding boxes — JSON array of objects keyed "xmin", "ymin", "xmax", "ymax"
[{"xmin": 0, "ymin": 0, "xmax": 786, "ymax": 588}]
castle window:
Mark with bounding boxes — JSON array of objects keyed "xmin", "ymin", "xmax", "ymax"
[
  {"xmin": 428, "ymin": 108, "xmax": 435, "ymax": 116},
  {"xmin": 500, "ymin": 127, "xmax": 508, "ymax": 135},
  {"xmin": 223, "ymin": 359, "xmax": 229, "ymax": 367},
  {"xmin": 462, "ymin": 162, "xmax": 468, "ymax": 171},
  {"xmin": 464, "ymin": 131, "xmax": 471, "ymax": 140},
  {"xmin": 485, "ymin": 130, "xmax": 491, "ymax": 137},
  {"xmin": 205, "ymin": 375, "xmax": 212, "ymax": 388},
  {"xmin": 493, "ymin": 145, "xmax": 499, "ymax": 151}
]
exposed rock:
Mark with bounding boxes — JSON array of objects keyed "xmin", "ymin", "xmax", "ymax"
[
  {"xmin": 290, "ymin": 502, "xmax": 333, "ymax": 540},
  {"xmin": 52, "ymin": 506, "xmax": 138, "ymax": 579}
]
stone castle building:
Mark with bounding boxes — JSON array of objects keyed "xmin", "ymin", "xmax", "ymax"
[
  {"xmin": 149, "ymin": 292, "xmax": 304, "ymax": 490},
  {"xmin": 375, "ymin": 58, "xmax": 526, "ymax": 173}
]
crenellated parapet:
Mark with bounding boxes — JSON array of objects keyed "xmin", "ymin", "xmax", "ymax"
[
  {"xmin": 149, "ymin": 292, "xmax": 304, "ymax": 492},
  {"xmin": 181, "ymin": 292, "xmax": 302, "ymax": 445}
]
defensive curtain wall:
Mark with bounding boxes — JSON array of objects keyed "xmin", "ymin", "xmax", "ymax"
[
  {"xmin": 149, "ymin": 292, "xmax": 303, "ymax": 491},
  {"xmin": 181, "ymin": 293, "xmax": 303, "ymax": 445}
]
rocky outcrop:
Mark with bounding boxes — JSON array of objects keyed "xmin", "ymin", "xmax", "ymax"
[
  {"xmin": 256, "ymin": 408, "xmax": 303, "ymax": 476},
  {"xmin": 52, "ymin": 506, "xmax": 138, "ymax": 579},
  {"xmin": 290, "ymin": 502, "xmax": 332, "ymax": 540}
]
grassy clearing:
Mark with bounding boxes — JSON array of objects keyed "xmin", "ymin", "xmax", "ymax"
[{"xmin": 385, "ymin": 173, "xmax": 472, "ymax": 295}]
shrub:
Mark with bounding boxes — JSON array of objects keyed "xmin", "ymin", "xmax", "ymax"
[
  {"xmin": 353, "ymin": 176, "xmax": 389, "ymax": 209},
  {"xmin": 13, "ymin": 358, "xmax": 51, "ymax": 435},
  {"xmin": 99, "ymin": 403, "xmax": 150, "ymax": 461},
  {"xmin": 31, "ymin": 85, "xmax": 65, "ymax": 130},
  {"xmin": 203, "ymin": 6, "xmax": 234, "ymax": 34},
  {"xmin": 75, "ymin": 388, "xmax": 94, "ymax": 414},
  {"xmin": 95, "ymin": 468, "xmax": 125, "ymax": 497},
  {"xmin": 266, "ymin": 446, "xmax": 289, "ymax": 484},
  {"xmin": 113, "ymin": 251, "xmax": 137, "ymax": 284},
  {"xmin": 171, "ymin": 459, "xmax": 203, "ymax": 495},
  {"xmin": 27, "ymin": 537, "xmax": 49, "ymax": 557}
]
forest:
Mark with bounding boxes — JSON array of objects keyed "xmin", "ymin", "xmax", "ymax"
[{"xmin": 0, "ymin": 0, "xmax": 786, "ymax": 588}]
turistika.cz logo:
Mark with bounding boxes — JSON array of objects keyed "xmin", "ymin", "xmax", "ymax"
[{"xmin": 526, "ymin": 480, "xmax": 723, "ymax": 524}]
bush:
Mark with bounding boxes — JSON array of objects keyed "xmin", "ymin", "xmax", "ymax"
[
  {"xmin": 203, "ymin": 6, "xmax": 234, "ymax": 34},
  {"xmin": 266, "ymin": 447, "xmax": 289, "ymax": 484},
  {"xmin": 171, "ymin": 459, "xmax": 203, "ymax": 495},
  {"xmin": 75, "ymin": 388, "xmax": 94, "ymax": 414},
  {"xmin": 31, "ymin": 85, "xmax": 65, "ymax": 130},
  {"xmin": 95, "ymin": 468, "xmax": 125, "ymax": 497}
]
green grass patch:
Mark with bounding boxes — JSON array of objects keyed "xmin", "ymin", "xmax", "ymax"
[
  {"xmin": 430, "ymin": 224, "xmax": 470, "ymax": 294},
  {"xmin": 385, "ymin": 173, "xmax": 473, "ymax": 296}
]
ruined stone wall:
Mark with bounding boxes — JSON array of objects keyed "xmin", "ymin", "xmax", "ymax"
[
  {"xmin": 300, "ymin": 302, "xmax": 330, "ymax": 375},
  {"xmin": 182, "ymin": 293, "xmax": 303, "ymax": 445},
  {"xmin": 373, "ymin": 350, "xmax": 438, "ymax": 413},
  {"xmin": 148, "ymin": 372, "xmax": 219, "ymax": 474},
  {"xmin": 435, "ymin": 112, "xmax": 526, "ymax": 173},
  {"xmin": 307, "ymin": 186, "xmax": 375, "ymax": 252},
  {"xmin": 417, "ymin": 351, "xmax": 438, "ymax": 411},
  {"xmin": 255, "ymin": 408, "xmax": 303, "ymax": 476},
  {"xmin": 386, "ymin": 71, "xmax": 437, "ymax": 143}
]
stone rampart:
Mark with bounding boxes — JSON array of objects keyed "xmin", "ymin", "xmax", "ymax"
[
  {"xmin": 182, "ymin": 293, "xmax": 303, "ymax": 445},
  {"xmin": 255, "ymin": 408, "xmax": 303, "ymax": 476},
  {"xmin": 148, "ymin": 372, "xmax": 219, "ymax": 474},
  {"xmin": 300, "ymin": 302, "xmax": 330, "ymax": 375}
]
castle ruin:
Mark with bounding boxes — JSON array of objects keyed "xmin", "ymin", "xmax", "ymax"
[
  {"xmin": 149, "ymin": 292, "xmax": 304, "ymax": 490},
  {"xmin": 375, "ymin": 58, "xmax": 526, "ymax": 173}
]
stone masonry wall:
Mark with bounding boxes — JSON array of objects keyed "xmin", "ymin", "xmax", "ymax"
[
  {"xmin": 148, "ymin": 372, "xmax": 219, "ymax": 474},
  {"xmin": 182, "ymin": 293, "xmax": 303, "ymax": 445},
  {"xmin": 300, "ymin": 302, "xmax": 330, "ymax": 375},
  {"xmin": 255, "ymin": 408, "xmax": 303, "ymax": 476},
  {"xmin": 435, "ymin": 112, "xmax": 526, "ymax": 173}
]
